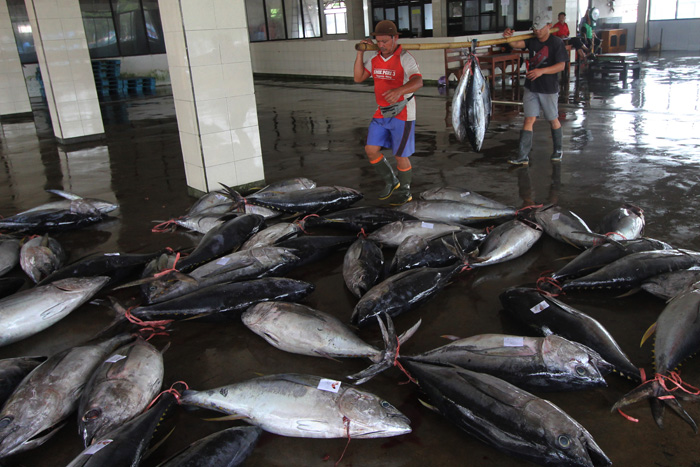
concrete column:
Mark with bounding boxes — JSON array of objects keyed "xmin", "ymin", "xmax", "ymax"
[
  {"xmin": 159, "ymin": 0, "xmax": 265, "ymax": 195},
  {"xmin": 0, "ymin": 1, "xmax": 32, "ymax": 117},
  {"xmin": 25, "ymin": 0, "xmax": 104, "ymax": 143}
]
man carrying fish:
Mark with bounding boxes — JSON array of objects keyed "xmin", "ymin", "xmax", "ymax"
[
  {"xmin": 353, "ymin": 20, "xmax": 423, "ymax": 205},
  {"xmin": 503, "ymin": 12, "xmax": 568, "ymax": 165}
]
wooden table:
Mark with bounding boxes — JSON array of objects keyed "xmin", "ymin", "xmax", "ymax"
[
  {"xmin": 587, "ymin": 52, "xmax": 641, "ymax": 86},
  {"xmin": 476, "ymin": 53, "xmax": 521, "ymax": 100}
]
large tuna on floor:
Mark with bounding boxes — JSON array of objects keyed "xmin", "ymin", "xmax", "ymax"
[
  {"xmin": 402, "ymin": 361, "xmax": 611, "ymax": 467},
  {"xmin": 156, "ymin": 426, "xmax": 262, "ymax": 467},
  {"xmin": 180, "ymin": 374, "xmax": 411, "ymax": 438}
]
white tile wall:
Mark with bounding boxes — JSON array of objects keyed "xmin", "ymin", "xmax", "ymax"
[
  {"xmin": 0, "ymin": 1, "xmax": 32, "ymax": 115},
  {"xmin": 26, "ymin": 0, "xmax": 103, "ymax": 139},
  {"xmin": 161, "ymin": 0, "xmax": 262, "ymax": 192}
]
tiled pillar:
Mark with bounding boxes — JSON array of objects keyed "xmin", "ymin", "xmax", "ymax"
[
  {"xmin": 25, "ymin": 0, "xmax": 104, "ymax": 143},
  {"xmin": 159, "ymin": 0, "xmax": 265, "ymax": 194},
  {"xmin": 0, "ymin": 1, "xmax": 32, "ymax": 116}
]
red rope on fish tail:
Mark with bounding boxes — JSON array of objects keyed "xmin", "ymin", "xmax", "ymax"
[
  {"xmin": 605, "ymin": 231, "xmax": 627, "ymax": 240},
  {"xmin": 357, "ymin": 228, "xmax": 368, "ymax": 239},
  {"xmin": 393, "ymin": 337, "xmax": 418, "ymax": 385},
  {"xmin": 125, "ymin": 309, "xmax": 173, "ymax": 334},
  {"xmin": 515, "ymin": 204, "xmax": 543, "ymax": 216},
  {"xmin": 296, "ymin": 214, "xmax": 318, "ymax": 234},
  {"xmin": 334, "ymin": 417, "xmax": 352, "ymax": 466},
  {"xmin": 656, "ymin": 371, "xmax": 700, "ymax": 396},
  {"xmin": 154, "ymin": 252, "xmax": 181, "ymax": 278},
  {"xmin": 536, "ymin": 276, "xmax": 563, "ymax": 297},
  {"xmin": 485, "ymin": 225, "xmax": 494, "ymax": 234},
  {"xmin": 639, "ymin": 368, "xmax": 646, "ymax": 382},
  {"xmin": 147, "ymin": 381, "xmax": 190, "ymax": 409},
  {"xmin": 617, "ymin": 408, "xmax": 639, "ymax": 423},
  {"xmin": 151, "ymin": 218, "xmax": 180, "ymax": 233}
]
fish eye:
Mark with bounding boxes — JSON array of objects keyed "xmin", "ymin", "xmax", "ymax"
[
  {"xmin": 0, "ymin": 417, "xmax": 13, "ymax": 430},
  {"xmin": 575, "ymin": 365, "xmax": 587, "ymax": 376},
  {"xmin": 380, "ymin": 400, "xmax": 392, "ymax": 409},
  {"xmin": 83, "ymin": 409, "xmax": 101, "ymax": 421},
  {"xmin": 557, "ymin": 434, "xmax": 571, "ymax": 448}
]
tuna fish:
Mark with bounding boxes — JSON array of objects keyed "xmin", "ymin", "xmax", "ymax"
[
  {"xmin": 400, "ymin": 334, "xmax": 611, "ymax": 391},
  {"xmin": 240, "ymin": 221, "xmax": 305, "ymax": 250},
  {"xmin": 0, "ymin": 357, "xmax": 47, "ymax": 407},
  {"xmin": 0, "ymin": 238, "xmax": 21, "ymax": 277},
  {"xmin": 0, "ymin": 333, "xmax": 133, "ymax": 458},
  {"xmin": 19, "ymin": 234, "xmax": 66, "ymax": 283},
  {"xmin": 550, "ymin": 237, "xmax": 673, "ymax": 283},
  {"xmin": 469, "ymin": 219, "xmax": 542, "ymax": 267},
  {"xmin": 500, "ymin": 286, "xmax": 641, "ymax": 381},
  {"xmin": 641, "ymin": 267, "xmax": 700, "ymax": 300},
  {"xmin": 352, "ymin": 262, "xmax": 464, "ymax": 327},
  {"xmin": 156, "ymin": 426, "xmax": 262, "ymax": 467},
  {"xmin": 395, "ymin": 199, "xmax": 515, "ymax": 225},
  {"xmin": 452, "ymin": 55, "xmax": 492, "ymax": 151},
  {"xmin": 533, "ymin": 204, "xmax": 599, "ymax": 249},
  {"xmin": 179, "ymin": 374, "xmax": 411, "ymax": 438},
  {"xmin": 597, "ymin": 203, "xmax": 645, "ymax": 241},
  {"xmin": 78, "ymin": 338, "xmax": 165, "ymax": 446},
  {"xmin": 613, "ymin": 282, "xmax": 700, "ymax": 431},
  {"xmin": 451, "ymin": 55, "xmax": 473, "ymax": 144},
  {"xmin": 368, "ymin": 219, "xmax": 478, "ymax": 248},
  {"xmin": 302, "ymin": 205, "xmax": 418, "ymax": 233},
  {"xmin": 66, "ymin": 391, "xmax": 177, "ymax": 466},
  {"xmin": 402, "ymin": 361, "xmax": 611, "ymax": 467},
  {"xmin": 228, "ymin": 186, "xmax": 363, "ymax": 215},
  {"xmin": 247, "ymin": 177, "xmax": 316, "ymax": 194},
  {"xmin": 419, "ymin": 186, "xmax": 510, "ymax": 209},
  {"xmin": 0, "ymin": 200, "xmax": 110, "ymax": 232},
  {"xmin": 390, "ymin": 231, "xmax": 483, "ymax": 273},
  {"xmin": 0, "ymin": 276, "xmax": 110, "ymax": 347},
  {"xmin": 342, "ymin": 237, "xmax": 384, "ymax": 298},
  {"xmin": 17, "ymin": 189, "xmax": 118, "ymax": 215}
]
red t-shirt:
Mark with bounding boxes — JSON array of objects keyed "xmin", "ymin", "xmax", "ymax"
[
  {"xmin": 553, "ymin": 22, "xmax": 570, "ymax": 38},
  {"xmin": 363, "ymin": 45, "xmax": 421, "ymax": 121}
]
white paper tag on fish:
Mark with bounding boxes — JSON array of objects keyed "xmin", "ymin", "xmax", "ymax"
[
  {"xmin": 105, "ymin": 354, "xmax": 126, "ymax": 363},
  {"xmin": 317, "ymin": 379, "xmax": 341, "ymax": 393},
  {"xmin": 504, "ymin": 336, "xmax": 524, "ymax": 347},
  {"xmin": 552, "ymin": 213, "xmax": 560, "ymax": 220},
  {"xmin": 530, "ymin": 301, "xmax": 549, "ymax": 314},
  {"xmin": 460, "ymin": 192, "xmax": 471, "ymax": 197},
  {"xmin": 421, "ymin": 222, "xmax": 434, "ymax": 229},
  {"xmin": 84, "ymin": 439, "xmax": 113, "ymax": 455},
  {"xmin": 216, "ymin": 257, "xmax": 231, "ymax": 265}
]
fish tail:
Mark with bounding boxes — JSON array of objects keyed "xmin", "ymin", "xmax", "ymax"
[
  {"xmin": 346, "ymin": 315, "xmax": 400, "ymax": 385},
  {"xmin": 219, "ymin": 183, "xmax": 246, "ymax": 210}
]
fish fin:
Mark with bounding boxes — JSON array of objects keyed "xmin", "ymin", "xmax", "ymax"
[
  {"xmin": 418, "ymin": 398, "xmax": 439, "ymax": 413},
  {"xmin": 640, "ymin": 322, "xmax": 657, "ymax": 347},
  {"xmin": 144, "ymin": 426, "xmax": 176, "ymax": 459},
  {"xmin": 202, "ymin": 414, "xmax": 247, "ymax": 422},
  {"xmin": 440, "ymin": 335, "xmax": 462, "ymax": 341},
  {"xmin": 46, "ymin": 188, "xmax": 81, "ymax": 200},
  {"xmin": 660, "ymin": 396, "xmax": 698, "ymax": 433},
  {"xmin": 314, "ymin": 351, "xmax": 342, "ymax": 363},
  {"xmin": 347, "ymin": 314, "xmax": 399, "ymax": 385},
  {"xmin": 397, "ymin": 319, "xmax": 422, "ymax": 345},
  {"xmin": 616, "ymin": 287, "xmax": 641, "ymax": 298}
]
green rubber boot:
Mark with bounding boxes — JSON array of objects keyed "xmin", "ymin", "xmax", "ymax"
[
  {"xmin": 508, "ymin": 130, "xmax": 532, "ymax": 165},
  {"xmin": 551, "ymin": 127, "xmax": 563, "ymax": 161},
  {"xmin": 372, "ymin": 157, "xmax": 400, "ymax": 200},
  {"xmin": 390, "ymin": 168, "xmax": 413, "ymax": 205}
]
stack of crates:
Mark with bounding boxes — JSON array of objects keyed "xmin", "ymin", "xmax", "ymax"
[
  {"xmin": 91, "ymin": 60, "xmax": 121, "ymax": 96},
  {"xmin": 120, "ymin": 77, "xmax": 156, "ymax": 95}
]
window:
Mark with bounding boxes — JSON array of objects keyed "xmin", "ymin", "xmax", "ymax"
[
  {"xmin": 447, "ymin": 0, "xmax": 516, "ymax": 36},
  {"xmin": 7, "ymin": 0, "xmax": 37, "ymax": 64},
  {"xmin": 245, "ymin": 0, "xmax": 322, "ymax": 41},
  {"xmin": 651, "ymin": 0, "xmax": 700, "ymax": 19},
  {"xmin": 371, "ymin": 0, "xmax": 433, "ymax": 38},
  {"xmin": 324, "ymin": 0, "xmax": 347, "ymax": 35},
  {"xmin": 78, "ymin": 0, "xmax": 165, "ymax": 58}
]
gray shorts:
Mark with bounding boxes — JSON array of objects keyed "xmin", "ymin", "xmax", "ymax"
[{"xmin": 523, "ymin": 88, "xmax": 559, "ymax": 121}]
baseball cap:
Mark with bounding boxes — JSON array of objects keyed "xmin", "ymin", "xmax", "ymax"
[
  {"xmin": 372, "ymin": 20, "xmax": 399, "ymax": 37},
  {"xmin": 532, "ymin": 12, "xmax": 552, "ymax": 30}
]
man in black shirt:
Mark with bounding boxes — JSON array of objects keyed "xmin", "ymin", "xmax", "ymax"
[{"xmin": 503, "ymin": 12, "xmax": 568, "ymax": 165}]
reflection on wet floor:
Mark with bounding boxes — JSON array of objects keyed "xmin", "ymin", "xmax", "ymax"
[{"xmin": 1, "ymin": 52, "xmax": 700, "ymax": 466}]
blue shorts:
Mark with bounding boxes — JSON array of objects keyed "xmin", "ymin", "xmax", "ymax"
[{"xmin": 366, "ymin": 118, "xmax": 415, "ymax": 157}]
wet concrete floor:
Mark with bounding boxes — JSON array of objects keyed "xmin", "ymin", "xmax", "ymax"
[{"xmin": 1, "ymin": 52, "xmax": 700, "ymax": 466}]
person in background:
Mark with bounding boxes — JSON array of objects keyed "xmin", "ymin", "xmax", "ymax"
[
  {"xmin": 503, "ymin": 12, "xmax": 568, "ymax": 165},
  {"xmin": 580, "ymin": 10, "xmax": 601, "ymax": 56},
  {"xmin": 554, "ymin": 11, "xmax": 590, "ymax": 60},
  {"xmin": 353, "ymin": 20, "xmax": 423, "ymax": 205},
  {"xmin": 553, "ymin": 12, "xmax": 570, "ymax": 39}
]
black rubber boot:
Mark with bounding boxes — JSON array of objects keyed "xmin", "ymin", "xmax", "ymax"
[
  {"xmin": 551, "ymin": 127, "xmax": 563, "ymax": 161},
  {"xmin": 372, "ymin": 157, "xmax": 400, "ymax": 200},
  {"xmin": 390, "ymin": 168, "xmax": 412, "ymax": 205},
  {"xmin": 508, "ymin": 130, "xmax": 532, "ymax": 165}
]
